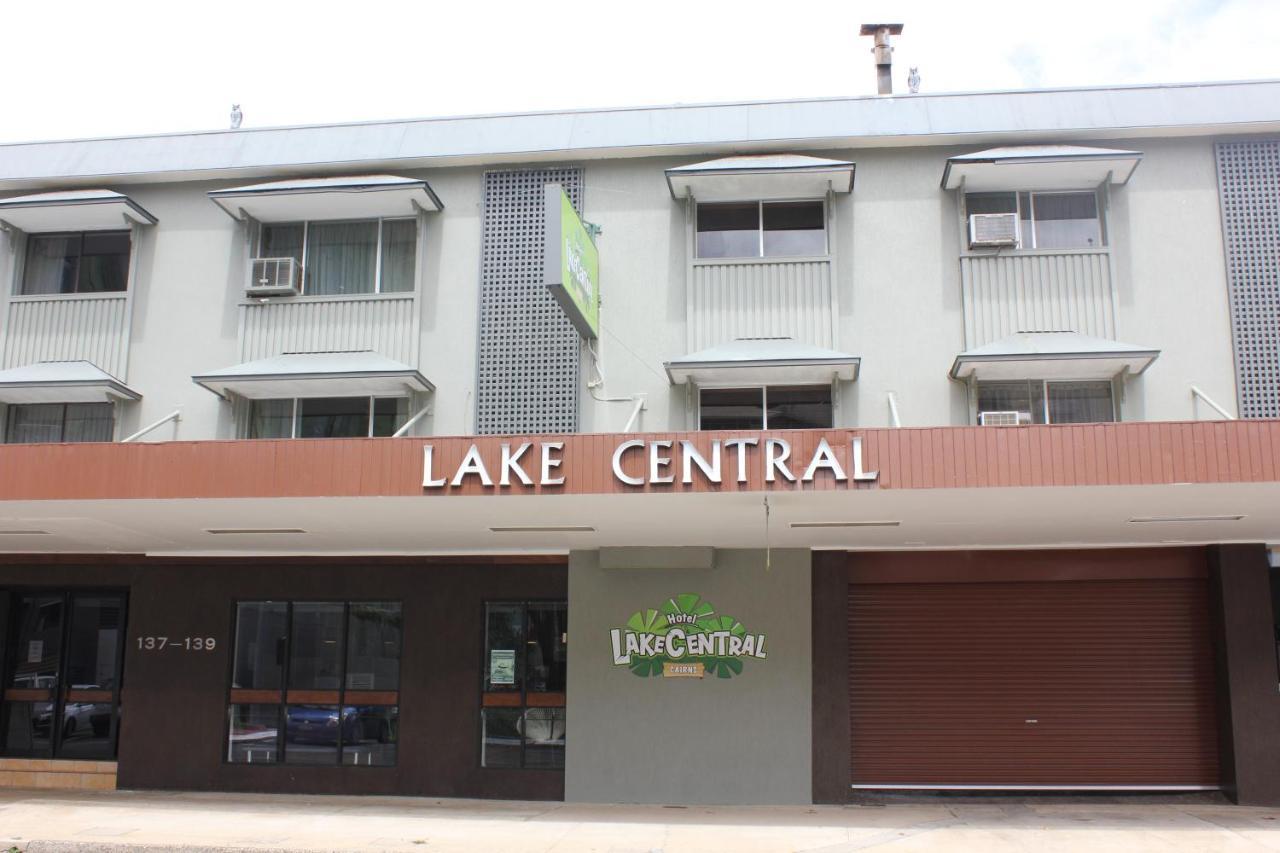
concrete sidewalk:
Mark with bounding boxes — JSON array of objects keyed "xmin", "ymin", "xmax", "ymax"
[{"xmin": 0, "ymin": 789, "xmax": 1278, "ymax": 853}]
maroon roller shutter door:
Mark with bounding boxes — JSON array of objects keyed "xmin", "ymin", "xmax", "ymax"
[{"xmin": 848, "ymin": 577, "xmax": 1220, "ymax": 788}]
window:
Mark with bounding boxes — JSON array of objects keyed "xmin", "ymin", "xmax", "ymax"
[
  {"xmin": 696, "ymin": 201, "xmax": 826, "ymax": 259},
  {"xmin": 481, "ymin": 601, "xmax": 566, "ymax": 770},
  {"xmin": 227, "ymin": 601, "xmax": 402, "ymax": 767},
  {"xmin": 257, "ymin": 218, "xmax": 416, "ymax": 295},
  {"xmin": 2, "ymin": 591, "xmax": 126, "ymax": 759},
  {"xmin": 20, "ymin": 231, "xmax": 131, "ymax": 295},
  {"xmin": 247, "ymin": 397, "xmax": 409, "ymax": 439},
  {"xmin": 966, "ymin": 191, "xmax": 1102, "ymax": 249},
  {"xmin": 4, "ymin": 403, "xmax": 114, "ymax": 444},
  {"xmin": 699, "ymin": 386, "xmax": 833, "ymax": 430},
  {"xmin": 976, "ymin": 380, "xmax": 1116, "ymax": 424}
]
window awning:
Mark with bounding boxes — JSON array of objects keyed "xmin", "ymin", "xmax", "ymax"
[
  {"xmin": 0, "ymin": 360, "xmax": 141, "ymax": 404},
  {"xmin": 208, "ymin": 175, "xmax": 443, "ymax": 222},
  {"xmin": 0, "ymin": 190, "xmax": 157, "ymax": 232},
  {"xmin": 941, "ymin": 145, "xmax": 1143, "ymax": 191},
  {"xmin": 666, "ymin": 154, "xmax": 855, "ymax": 201},
  {"xmin": 950, "ymin": 332, "xmax": 1159, "ymax": 381},
  {"xmin": 192, "ymin": 351, "xmax": 434, "ymax": 400},
  {"xmin": 665, "ymin": 338, "xmax": 860, "ymax": 386}
]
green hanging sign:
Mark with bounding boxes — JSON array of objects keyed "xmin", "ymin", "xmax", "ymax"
[
  {"xmin": 543, "ymin": 183, "xmax": 600, "ymax": 340},
  {"xmin": 609, "ymin": 593, "xmax": 767, "ymax": 680}
]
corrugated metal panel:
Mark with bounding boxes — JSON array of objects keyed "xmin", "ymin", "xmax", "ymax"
[
  {"xmin": 691, "ymin": 259, "xmax": 833, "ymax": 350},
  {"xmin": 239, "ymin": 295, "xmax": 415, "ymax": 363},
  {"xmin": 3, "ymin": 295, "xmax": 129, "ymax": 378},
  {"xmin": 961, "ymin": 251, "xmax": 1115, "ymax": 348},
  {"xmin": 848, "ymin": 577, "xmax": 1220, "ymax": 787}
]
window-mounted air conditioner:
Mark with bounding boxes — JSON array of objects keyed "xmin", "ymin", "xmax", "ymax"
[
  {"xmin": 246, "ymin": 257, "xmax": 299, "ymax": 297},
  {"xmin": 969, "ymin": 213, "xmax": 1019, "ymax": 248},
  {"xmin": 979, "ymin": 410, "xmax": 1032, "ymax": 426}
]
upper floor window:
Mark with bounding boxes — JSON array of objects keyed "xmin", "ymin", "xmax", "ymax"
[
  {"xmin": 20, "ymin": 231, "xmax": 130, "ymax": 295},
  {"xmin": 977, "ymin": 380, "xmax": 1115, "ymax": 425},
  {"xmin": 699, "ymin": 385, "xmax": 832, "ymax": 430},
  {"xmin": 696, "ymin": 201, "xmax": 826, "ymax": 259},
  {"xmin": 257, "ymin": 218, "xmax": 415, "ymax": 296},
  {"xmin": 966, "ymin": 191, "xmax": 1102, "ymax": 250},
  {"xmin": 248, "ymin": 396, "xmax": 408, "ymax": 439},
  {"xmin": 4, "ymin": 402, "xmax": 114, "ymax": 444}
]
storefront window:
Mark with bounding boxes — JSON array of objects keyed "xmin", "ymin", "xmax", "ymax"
[
  {"xmin": 226, "ymin": 601, "xmax": 401, "ymax": 767},
  {"xmin": 481, "ymin": 601, "xmax": 567, "ymax": 770},
  {"xmin": 1, "ymin": 591, "xmax": 126, "ymax": 759}
]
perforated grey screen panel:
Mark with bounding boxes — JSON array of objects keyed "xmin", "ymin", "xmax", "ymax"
[
  {"xmin": 476, "ymin": 168, "xmax": 583, "ymax": 434},
  {"xmin": 1216, "ymin": 140, "xmax": 1280, "ymax": 419}
]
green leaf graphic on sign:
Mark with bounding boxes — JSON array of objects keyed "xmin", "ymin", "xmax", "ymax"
[
  {"xmin": 661, "ymin": 593, "xmax": 715, "ymax": 621},
  {"xmin": 626, "ymin": 608, "xmax": 666, "ymax": 634}
]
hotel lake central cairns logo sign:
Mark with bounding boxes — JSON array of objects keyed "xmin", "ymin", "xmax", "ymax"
[{"xmin": 609, "ymin": 594, "xmax": 767, "ymax": 680}]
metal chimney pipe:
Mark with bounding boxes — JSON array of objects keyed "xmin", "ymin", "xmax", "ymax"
[{"xmin": 859, "ymin": 23, "xmax": 904, "ymax": 95}]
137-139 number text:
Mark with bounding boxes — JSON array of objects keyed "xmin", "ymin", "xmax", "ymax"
[{"xmin": 136, "ymin": 636, "xmax": 216, "ymax": 651}]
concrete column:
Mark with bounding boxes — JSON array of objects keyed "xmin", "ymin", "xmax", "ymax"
[{"xmin": 1209, "ymin": 543, "xmax": 1280, "ymax": 806}]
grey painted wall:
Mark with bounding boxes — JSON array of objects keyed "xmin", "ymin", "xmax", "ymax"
[{"xmin": 565, "ymin": 548, "xmax": 812, "ymax": 805}]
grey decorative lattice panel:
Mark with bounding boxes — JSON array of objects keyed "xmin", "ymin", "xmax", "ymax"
[
  {"xmin": 1217, "ymin": 140, "xmax": 1280, "ymax": 419},
  {"xmin": 476, "ymin": 167, "xmax": 583, "ymax": 434}
]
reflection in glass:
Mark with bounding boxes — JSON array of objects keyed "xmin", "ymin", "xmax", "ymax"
[
  {"xmin": 699, "ymin": 388, "xmax": 765, "ymax": 430},
  {"xmin": 284, "ymin": 705, "xmax": 341, "ymax": 765},
  {"xmin": 762, "ymin": 201, "xmax": 825, "ymax": 257},
  {"xmin": 55, "ymin": 702, "xmax": 114, "ymax": 759},
  {"xmin": 227, "ymin": 704, "xmax": 280, "ymax": 763},
  {"xmin": 341, "ymin": 706, "xmax": 397, "ymax": 767},
  {"xmin": 66, "ymin": 595, "xmax": 123, "ymax": 690},
  {"xmin": 696, "ymin": 203, "xmax": 759, "ymax": 259},
  {"xmin": 289, "ymin": 603, "xmax": 344, "ymax": 690},
  {"xmin": 345, "ymin": 603, "xmax": 402, "ymax": 691},
  {"xmin": 296, "ymin": 397, "xmax": 369, "ymax": 439},
  {"xmin": 484, "ymin": 604, "xmax": 523, "ymax": 693},
  {"xmin": 232, "ymin": 602, "xmax": 288, "ymax": 690},
  {"xmin": 767, "ymin": 386, "xmax": 833, "ymax": 429},
  {"xmin": 522, "ymin": 708, "xmax": 566, "ymax": 770},
  {"xmin": 3, "ymin": 702, "xmax": 55, "ymax": 755},
  {"xmin": 371, "ymin": 398, "xmax": 409, "ymax": 437},
  {"xmin": 481, "ymin": 708, "xmax": 522, "ymax": 769},
  {"xmin": 525, "ymin": 604, "xmax": 567, "ymax": 694},
  {"xmin": 9, "ymin": 595, "xmax": 63, "ymax": 689}
]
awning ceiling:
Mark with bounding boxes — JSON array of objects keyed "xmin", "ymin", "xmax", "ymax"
[
  {"xmin": 0, "ymin": 360, "xmax": 141, "ymax": 404},
  {"xmin": 666, "ymin": 154, "xmax": 855, "ymax": 201},
  {"xmin": 192, "ymin": 351, "xmax": 435, "ymax": 400},
  {"xmin": 665, "ymin": 338, "xmax": 860, "ymax": 386},
  {"xmin": 950, "ymin": 332, "xmax": 1160, "ymax": 381},
  {"xmin": 208, "ymin": 175, "xmax": 443, "ymax": 222},
  {"xmin": 941, "ymin": 145, "xmax": 1143, "ymax": 191},
  {"xmin": 0, "ymin": 190, "xmax": 157, "ymax": 232}
]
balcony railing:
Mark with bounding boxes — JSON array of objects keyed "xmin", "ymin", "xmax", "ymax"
[
  {"xmin": 960, "ymin": 249, "xmax": 1115, "ymax": 347},
  {"xmin": 689, "ymin": 257, "xmax": 834, "ymax": 350},
  {"xmin": 3, "ymin": 293, "xmax": 131, "ymax": 378},
  {"xmin": 239, "ymin": 293, "xmax": 417, "ymax": 363}
]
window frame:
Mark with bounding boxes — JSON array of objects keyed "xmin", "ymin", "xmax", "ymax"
[
  {"xmin": 16, "ymin": 230, "xmax": 133, "ymax": 297},
  {"xmin": 255, "ymin": 216, "xmax": 417, "ymax": 296},
  {"xmin": 0, "ymin": 587, "xmax": 129, "ymax": 760},
  {"xmin": 223, "ymin": 598, "xmax": 404, "ymax": 769},
  {"xmin": 3, "ymin": 402, "xmax": 116, "ymax": 444},
  {"xmin": 964, "ymin": 189, "xmax": 1105, "ymax": 251},
  {"xmin": 248, "ymin": 395, "xmax": 410, "ymax": 439},
  {"xmin": 694, "ymin": 198, "xmax": 829, "ymax": 261},
  {"xmin": 975, "ymin": 379, "xmax": 1117, "ymax": 425},
  {"xmin": 696, "ymin": 384, "xmax": 835, "ymax": 430},
  {"xmin": 479, "ymin": 599, "xmax": 567, "ymax": 772}
]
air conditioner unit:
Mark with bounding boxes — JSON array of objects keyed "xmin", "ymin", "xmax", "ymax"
[
  {"xmin": 969, "ymin": 213, "xmax": 1019, "ymax": 248},
  {"xmin": 246, "ymin": 257, "xmax": 299, "ymax": 296},
  {"xmin": 979, "ymin": 410, "xmax": 1032, "ymax": 426}
]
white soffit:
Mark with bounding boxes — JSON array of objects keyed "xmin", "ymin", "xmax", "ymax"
[
  {"xmin": 950, "ymin": 332, "xmax": 1159, "ymax": 381},
  {"xmin": 0, "ymin": 360, "xmax": 141, "ymax": 404},
  {"xmin": 666, "ymin": 154, "xmax": 855, "ymax": 201},
  {"xmin": 665, "ymin": 337, "xmax": 860, "ymax": 386},
  {"xmin": 941, "ymin": 145, "xmax": 1143, "ymax": 191},
  {"xmin": 208, "ymin": 175, "xmax": 443, "ymax": 222},
  {"xmin": 192, "ymin": 351, "xmax": 434, "ymax": 400},
  {"xmin": 0, "ymin": 189, "xmax": 156, "ymax": 232}
]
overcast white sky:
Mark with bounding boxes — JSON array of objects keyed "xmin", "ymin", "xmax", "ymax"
[{"xmin": 0, "ymin": 0, "xmax": 1276, "ymax": 144}]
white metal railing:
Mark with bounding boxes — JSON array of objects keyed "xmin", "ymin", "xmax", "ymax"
[
  {"xmin": 1190, "ymin": 385, "xmax": 1236, "ymax": 420},
  {"xmin": 122, "ymin": 409, "xmax": 181, "ymax": 442},
  {"xmin": 887, "ymin": 392, "xmax": 901, "ymax": 428}
]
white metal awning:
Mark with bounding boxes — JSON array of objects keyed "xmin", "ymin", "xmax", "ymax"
[
  {"xmin": 950, "ymin": 332, "xmax": 1159, "ymax": 381},
  {"xmin": 0, "ymin": 190, "xmax": 157, "ymax": 232},
  {"xmin": 208, "ymin": 175, "xmax": 443, "ymax": 222},
  {"xmin": 0, "ymin": 360, "xmax": 141, "ymax": 404},
  {"xmin": 193, "ymin": 351, "xmax": 435, "ymax": 400},
  {"xmin": 666, "ymin": 154, "xmax": 855, "ymax": 201},
  {"xmin": 665, "ymin": 338, "xmax": 860, "ymax": 386},
  {"xmin": 941, "ymin": 145, "xmax": 1143, "ymax": 191}
]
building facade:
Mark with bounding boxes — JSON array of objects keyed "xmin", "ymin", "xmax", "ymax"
[{"xmin": 0, "ymin": 80, "xmax": 1276, "ymax": 805}]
